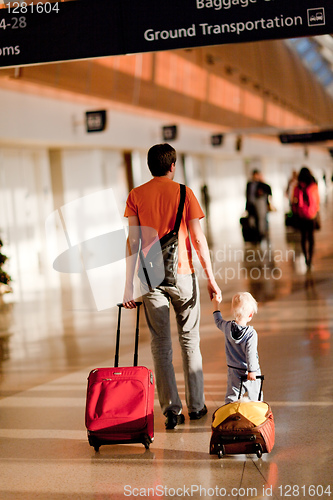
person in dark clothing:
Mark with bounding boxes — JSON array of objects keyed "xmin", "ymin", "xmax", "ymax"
[{"xmin": 246, "ymin": 170, "xmax": 272, "ymax": 242}]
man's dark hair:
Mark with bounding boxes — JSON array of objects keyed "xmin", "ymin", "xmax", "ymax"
[{"xmin": 147, "ymin": 144, "xmax": 177, "ymax": 177}]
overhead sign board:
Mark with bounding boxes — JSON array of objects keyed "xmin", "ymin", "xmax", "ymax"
[
  {"xmin": 279, "ymin": 129, "xmax": 333, "ymax": 144},
  {"xmin": 0, "ymin": 0, "xmax": 332, "ymax": 68}
]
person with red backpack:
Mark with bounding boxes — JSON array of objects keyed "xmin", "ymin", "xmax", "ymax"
[{"xmin": 292, "ymin": 167, "xmax": 320, "ymax": 270}]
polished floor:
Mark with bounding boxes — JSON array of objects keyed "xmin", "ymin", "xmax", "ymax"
[{"xmin": 0, "ymin": 193, "xmax": 332, "ymax": 500}]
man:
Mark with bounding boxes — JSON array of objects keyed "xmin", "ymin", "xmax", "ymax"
[
  {"xmin": 246, "ymin": 169, "xmax": 272, "ymax": 242},
  {"xmin": 123, "ymin": 143, "xmax": 222, "ymax": 430}
]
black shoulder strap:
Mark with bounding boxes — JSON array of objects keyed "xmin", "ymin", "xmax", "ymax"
[
  {"xmin": 138, "ymin": 183, "xmax": 186, "ymax": 292},
  {"xmin": 173, "ymin": 184, "xmax": 186, "ymax": 234}
]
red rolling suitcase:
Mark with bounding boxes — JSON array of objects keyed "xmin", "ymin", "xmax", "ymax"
[
  {"xmin": 85, "ymin": 302, "xmax": 154, "ymax": 452},
  {"xmin": 210, "ymin": 375, "xmax": 275, "ymax": 459}
]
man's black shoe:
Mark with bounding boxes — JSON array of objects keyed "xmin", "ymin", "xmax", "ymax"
[
  {"xmin": 165, "ymin": 411, "xmax": 185, "ymax": 429},
  {"xmin": 188, "ymin": 404, "xmax": 208, "ymax": 421}
]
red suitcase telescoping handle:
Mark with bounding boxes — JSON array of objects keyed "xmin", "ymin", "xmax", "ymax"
[{"xmin": 115, "ymin": 302, "xmax": 142, "ymax": 368}]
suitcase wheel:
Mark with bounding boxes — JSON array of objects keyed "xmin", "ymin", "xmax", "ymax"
[
  {"xmin": 217, "ymin": 444, "xmax": 225, "ymax": 459},
  {"xmin": 255, "ymin": 443, "xmax": 263, "ymax": 458},
  {"xmin": 143, "ymin": 434, "xmax": 153, "ymax": 450},
  {"xmin": 88, "ymin": 432, "xmax": 100, "ymax": 453}
]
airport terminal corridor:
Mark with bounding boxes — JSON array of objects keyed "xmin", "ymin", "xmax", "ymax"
[
  {"xmin": 0, "ymin": 0, "xmax": 333, "ymax": 496},
  {"xmin": 0, "ymin": 190, "xmax": 332, "ymax": 500}
]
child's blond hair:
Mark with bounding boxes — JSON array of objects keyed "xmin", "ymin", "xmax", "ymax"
[{"xmin": 232, "ymin": 292, "xmax": 258, "ymax": 322}]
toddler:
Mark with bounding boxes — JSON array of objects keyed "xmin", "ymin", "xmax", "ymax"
[{"xmin": 212, "ymin": 291, "xmax": 262, "ymax": 403}]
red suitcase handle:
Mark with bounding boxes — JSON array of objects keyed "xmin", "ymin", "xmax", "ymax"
[{"xmin": 115, "ymin": 302, "xmax": 142, "ymax": 367}]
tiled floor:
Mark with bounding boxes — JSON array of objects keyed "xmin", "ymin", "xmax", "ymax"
[{"xmin": 0, "ymin": 194, "xmax": 332, "ymax": 499}]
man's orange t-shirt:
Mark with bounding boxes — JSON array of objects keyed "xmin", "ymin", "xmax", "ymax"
[{"xmin": 124, "ymin": 177, "xmax": 204, "ymax": 275}]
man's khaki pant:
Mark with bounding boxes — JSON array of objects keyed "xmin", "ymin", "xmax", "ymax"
[{"xmin": 141, "ymin": 273, "xmax": 205, "ymax": 415}]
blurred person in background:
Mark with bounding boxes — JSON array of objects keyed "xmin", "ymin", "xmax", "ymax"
[
  {"xmin": 292, "ymin": 167, "xmax": 320, "ymax": 270},
  {"xmin": 286, "ymin": 170, "xmax": 298, "ymax": 207},
  {"xmin": 246, "ymin": 170, "xmax": 273, "ymax": 244}
]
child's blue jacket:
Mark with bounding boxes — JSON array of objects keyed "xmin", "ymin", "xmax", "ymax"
[{"xmin": 213, "ymin": 311, "xmax": 260, "ymax": 372}]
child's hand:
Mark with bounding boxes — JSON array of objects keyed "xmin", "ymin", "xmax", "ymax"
[
  {"xmin": 247, "ymin": 372, "xmax": 256, "ymax": 381},
  {"xmin": 211, "ymin": 293, "xmax": 222, "ymax": 311}
]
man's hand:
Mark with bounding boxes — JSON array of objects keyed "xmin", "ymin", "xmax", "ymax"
[
  {"xmin": 247, "ymin": 372, "xmax": 256, "ymax": 381},
  {"xmin": 208, "ymin": 279, "xmax": 222, "ymax": 302},
  {"xmin": 123, "ymin": 285, "xmax": 137, "ymax": 309},
  {"xmin": 123, "ymin": 299, "xmax": 137, "ymax": 309},
  {"xmin": 211, "ymin": 292, "xmax": 221, "ymax": 312}
]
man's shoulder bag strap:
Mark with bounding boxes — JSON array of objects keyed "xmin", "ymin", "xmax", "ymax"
[{"xmin": 173, "ymin": 183, "xmax": 186, "ymax": 235}]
